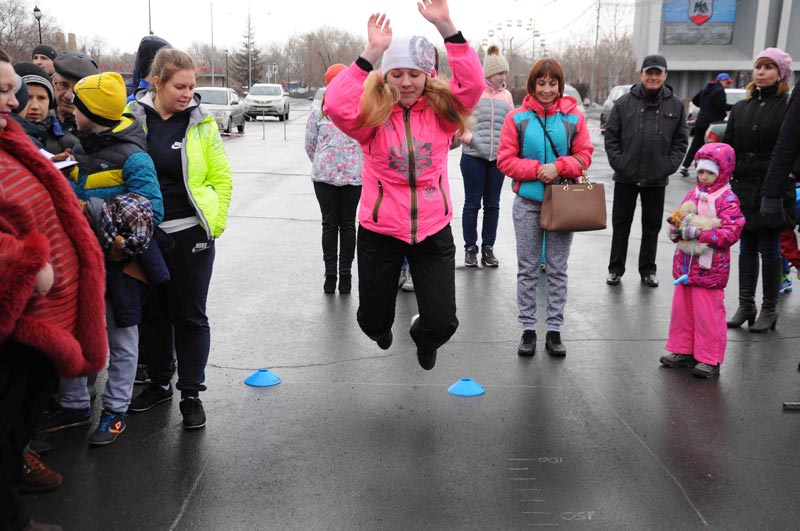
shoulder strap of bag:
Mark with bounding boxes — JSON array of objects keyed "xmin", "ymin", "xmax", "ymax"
[{"xmin": 533, "ymin": 112, "xmax": 560, "ymax": 161}]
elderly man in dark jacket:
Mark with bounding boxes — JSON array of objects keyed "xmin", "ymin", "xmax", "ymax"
[
  {"xmin": 679, "ymin": 72, "xmax": 733, "ymax": 177},
  {"xmin": 604, "ymin": 54, "xmax": 688, "ymax": 288}
]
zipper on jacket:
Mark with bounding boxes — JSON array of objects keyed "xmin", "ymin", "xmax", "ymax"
[
  {"xmin": 489, "ymin": 98, "xmax": 496, "ymax": 160},
  {"xmin": 403, "ymin": 107, "xmax": 419, "ymax": 244},
  {"xmin": 438, "ymin": 175, "xmax": 449, "ymax": 216},
  {"xmin": 372, "ymin": 181, "xmax": 384, "ymax": 222}
]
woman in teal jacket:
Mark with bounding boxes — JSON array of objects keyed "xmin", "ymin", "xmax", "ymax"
[{"xmin": 125, "ymin": 48, "xmax": 232, "ymax": 430}]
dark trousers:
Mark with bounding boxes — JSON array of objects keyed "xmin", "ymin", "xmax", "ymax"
[
  {"xmin": 356, "ymin": 225, "xmax": 458, "ymax": 351},
  {"xmin": 0, "ymin": 342, "xmax": 57, "ymax": 531},
  {"xmin": 460, "ymin": 153, "xmax": 505, "ymax": 249},
  {"xmin": 608, "ymin": 181, "xmax": 666, "ymax": 276},
  {"xmin": 139, "ymin": 224, "xmax": 215, "ymax": 395},
  {"xmin": 682, "ymin": 124, "xmax": 710, "ymax": 168},
  {"xmin": 313, "ymin": 182, "xmax": 361, "ymax": 276},
  {"xmin": 740, "ymin": 228, "xmax": 782, "ymax": 264}
]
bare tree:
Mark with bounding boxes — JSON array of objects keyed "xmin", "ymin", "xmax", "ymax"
[{"xmin": 0, "ymin": 0, "xmax": 62, "ymax": 61}]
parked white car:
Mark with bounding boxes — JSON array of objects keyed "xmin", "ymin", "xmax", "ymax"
[
  {"xmin": 245, "ymin": 83, "xmax": 290, "ymax": 121},
  {"xmin": 194, "ymin": 87, "xmax": 246, "ymax": 133}
]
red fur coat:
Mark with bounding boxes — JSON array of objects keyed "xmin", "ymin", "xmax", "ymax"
[{"xmin": 0, "ymin": 119, "xmax": 107, "ymax": 377}]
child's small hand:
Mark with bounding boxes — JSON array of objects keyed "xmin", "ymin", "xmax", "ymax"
[
  {"xmin": 109, "ymin": 236, "xmax": 127, "ymax": 262},
  {"xmin": 34, "ymin": 263, "xmax": 54, "ymax": 295},
  {"xmin": 680, "ymin": 226, "xmax": 701, "ymax": 240},
  {"xmin": 668, "ymin": 225, "xmax": 681, "ymax": 243},
  {"xmin": 50, "ymin": 148, "xmax": 74, "ymax": 162}
]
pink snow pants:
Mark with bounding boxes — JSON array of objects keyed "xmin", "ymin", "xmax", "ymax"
[{"xmin": 665, "ymin": 284, "xmax": 727, "ymax": 366}]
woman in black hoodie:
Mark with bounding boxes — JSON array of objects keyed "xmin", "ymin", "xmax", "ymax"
[{"xmin": 724, "ymin": 47, "xmax": 795, "ymax": 333}]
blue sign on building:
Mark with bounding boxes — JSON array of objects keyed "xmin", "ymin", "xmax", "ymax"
[{"xmin": 663, "ymin": 0, "xmax": 736, "ymax": 45}]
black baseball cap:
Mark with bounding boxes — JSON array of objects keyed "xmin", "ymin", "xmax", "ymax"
[{"xmin": 641, "ymin": 54, "xmax": 667, "ymax": 72}]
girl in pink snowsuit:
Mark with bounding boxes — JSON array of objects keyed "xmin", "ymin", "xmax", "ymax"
[{"xmin": 660, "ymin": 142, "xmax": 745, "ymax": 378}]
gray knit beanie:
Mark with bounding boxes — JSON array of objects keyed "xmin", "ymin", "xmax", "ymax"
[{"xmin": 483, "ymin": 45, "xmax": 509, "ymax": 78}]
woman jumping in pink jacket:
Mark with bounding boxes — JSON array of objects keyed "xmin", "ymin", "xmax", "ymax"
[{"xmin": 324, "ymin": 0, "xmax": 484, "ymax": 370}]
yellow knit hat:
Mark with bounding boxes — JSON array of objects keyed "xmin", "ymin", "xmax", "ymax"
[{"xmin": 73, "ymin": 72, "xmax": 126, "ymax": 126}]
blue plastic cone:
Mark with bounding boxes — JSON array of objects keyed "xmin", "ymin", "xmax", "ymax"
[
  {"xmin": 244, "ymin": 368, "xmax": 282, "ymax": 387},
  {"xmin": 448, "ymin": 378, "xmax": 485, "ymax": 397}
]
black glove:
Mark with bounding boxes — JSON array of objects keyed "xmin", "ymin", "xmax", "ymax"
[{"xmin": 760, "ymin": 196, "xmax": 785, "ymax": 227}]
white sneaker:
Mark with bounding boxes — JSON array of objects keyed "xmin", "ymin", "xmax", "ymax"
[{"xmin": 401, "ymin": 274, "xmax": 414, "ymax": 292}]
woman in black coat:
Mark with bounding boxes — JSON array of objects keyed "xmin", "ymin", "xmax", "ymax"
[{"xmin": 724, "ymin": 48, "xmax": 795, "ymax": 333}]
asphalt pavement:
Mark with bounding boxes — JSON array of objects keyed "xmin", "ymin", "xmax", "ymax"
[{"xmin": 28, "ymin": 99, "xmax": 800, "ymax": 531}]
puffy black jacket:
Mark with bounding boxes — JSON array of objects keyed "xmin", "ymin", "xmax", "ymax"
[
  {"xmin": 692, "ymin": 82, "xmax": 731, "ymax": 127},
  {"xmin": 604, "ymin": 83, "xmax": 688, "ymax": 187},
  {"xmin": 763, "ymin": 88, "xmax": 800, "ymax": 200},
  {"xmin": 723, "ymin": 84, "xmax": 794, "ymax": 230}
]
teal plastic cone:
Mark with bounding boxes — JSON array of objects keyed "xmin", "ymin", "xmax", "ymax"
[
  {"xmin": 245, "ymin": 368, "xmax": 282, "ymax": 387},
  {"xmin": 448, "ymin": 378, "xmax": 485, "ymax": 397}
]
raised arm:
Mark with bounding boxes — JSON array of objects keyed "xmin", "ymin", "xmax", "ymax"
[
  {"xmin": 417, "ymin": 0, "xmax": 457, "ymax": 38},
  {"xmin": 360, "ymin": 13, "xmax": 392, "ymax": 66}
]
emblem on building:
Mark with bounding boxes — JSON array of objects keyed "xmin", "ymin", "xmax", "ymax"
[{"xmin": 689, "ymin": 0, "xmax": 712, "ymax": 25}]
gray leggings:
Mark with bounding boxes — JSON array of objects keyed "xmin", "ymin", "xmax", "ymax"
[{"xmin": 512, "ymin": 195, "xmax": 573, "ymax": 332}]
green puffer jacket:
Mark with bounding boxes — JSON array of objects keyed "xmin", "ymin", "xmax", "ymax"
[{"xmin": 126, "ymin": 92, "xmax": 232, "ymax": 238}]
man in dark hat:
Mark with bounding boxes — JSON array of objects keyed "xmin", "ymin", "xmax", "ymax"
[
  {"xmin": 52, "ymin": 52, "xmax": 98, "ymax": 138},
  {"xmin": 127, "ymin": 35, "xmax": 170, "ymax": 99},
  {"xmin": 604, "ymin": 54, "xmax": 688, "ymax": 288},
  {"xmin": 32, "ymin": 44, "xmax": 57, "ymax": 76}
]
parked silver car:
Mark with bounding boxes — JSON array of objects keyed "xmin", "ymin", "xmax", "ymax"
[
  {"xmin": 599, "ymin": 84, "xmax": 632, "ymax": 132},
  {"xmin": 194, "ymin": 87, "xmax": 246, "ymax": 133},
  {"xmin": 245, "ymin": 83, "xmax": 290, "ymax": 121},
  {"xmin": 564, "ymin": 84, "xmax": 586, "ymax": 115}
]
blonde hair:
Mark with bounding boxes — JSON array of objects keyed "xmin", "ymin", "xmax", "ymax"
[
  {"xmin": 745, "ymin": 57, "xmax": 790, "ymax": 100},
  {"xmin": 357, "ymin": 71, "xmax": 470, "ymax": 135},
  {"xmin": 150, "ymin": 48, "xmax": 196, "ymax": 90}
]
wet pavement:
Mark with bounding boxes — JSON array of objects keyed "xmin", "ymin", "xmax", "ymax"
[{"xmin": 28, "ymin": 100, "xmax": 800, "ymax": 530}]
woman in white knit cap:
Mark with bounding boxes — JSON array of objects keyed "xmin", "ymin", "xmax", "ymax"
[
  {"xmin": 459, "ymin": 45, "xmax": 514, "ymax": 267},
  {"xmin": 324, "ymin": 0, "xmax": 484, "ymax": 370}
]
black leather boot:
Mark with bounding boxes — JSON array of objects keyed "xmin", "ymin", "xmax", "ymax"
[
  {"xmin": 750, "ymin": 260, "xmax": 781, "ymax": 333},
  {"xmin": 727, "ymin": 255, "xmax": 758, "ymax": 328}
]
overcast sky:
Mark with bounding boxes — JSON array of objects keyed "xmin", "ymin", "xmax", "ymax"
[{"xmin": 34, "ymin": 0, "xmax": 604, "ymax": 55}]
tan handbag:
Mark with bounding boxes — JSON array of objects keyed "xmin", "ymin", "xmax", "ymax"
[{"xmin": 540, "ymin": 163, "xmax": 607, "ymax": 232}]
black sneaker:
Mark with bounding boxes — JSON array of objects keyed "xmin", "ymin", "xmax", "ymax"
[
  {"xmin": 377, "ymin": 330, "xmax": 393, "ymax": 350},
  {"xmin": 518, "ymin": 330, "xmax": 536, "ymax": 357},
  {"xmin": 39, "ymin": 407, "xmax": 92, "ymax": 433},
  {"xmin": 88, "ymin": 411, "xmax": 126, "ymax": 446},
  {"xmin": 465, "ymin": 245, "xmax": 479, "ymax": 267},
  {"xmin": 129, "ymin": 383, "xmax": 173, "ymax": 412},
  {"xmin": 545, "ymin": 331, "xmax": 567, "ymax": 357},
  {"xmin": 179, "ymin": 397, "xmax": 206, "ymax": 429},
  {"xmin": 134, "ymin": 364, "xmax": 150, "ymax": 385},
  {"xmin": 481, "ymin": 245, "xmax": 499, "ymax": 267},
  {"xmin": 417, "ymin": 347, "xmax": 437, "ymax": 370}
]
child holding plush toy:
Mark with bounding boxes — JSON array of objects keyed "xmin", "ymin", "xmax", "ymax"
[{"xmin": 660, "ymin": 143, "xmax": 745, "ymax": 378}]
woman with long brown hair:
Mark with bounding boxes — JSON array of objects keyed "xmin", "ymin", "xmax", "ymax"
[{"xmin": 324, "ymin": 0, "xmax": 484, "ymax": 370}]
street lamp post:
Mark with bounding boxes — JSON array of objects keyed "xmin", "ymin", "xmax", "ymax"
[
  {"xmin": 33, "ymin": 6, "xmax": 42, "ymax": 44},
  {"xmin": 225, "ymin": 49, "xmax": 229, "ymax": 88},
  {"xmin": 210, "ymin": 2, "xmax": 215, "ymax": 87}
]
